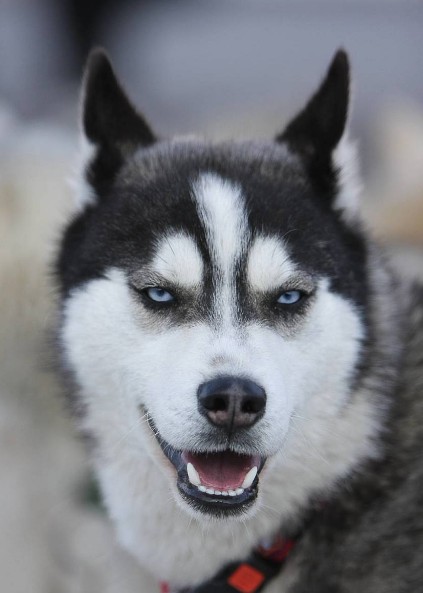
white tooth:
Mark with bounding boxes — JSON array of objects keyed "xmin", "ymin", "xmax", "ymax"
[
  {"xmin": 198, "ymin": 485, "xmax": 207, "ymax": 492},
  {"xmin": 187, "ymin": 463, "xmax": 201, "ymax": 486},
  {"xmin": 205, "ymin": 488, "xmax": 214, "ymax": 495},
  {"xmin": 221, "ymin": 491, "xmax": 229, "ymax": 496},
  {"xmin": 214, "ymin": 490, "xmax": 222, "ymax": 495},
  {"xmin": 241, "ymin": 466, "xmax": 258, "ymax": 489},
  {"xmin": 235, "ymin": 488, "xmax": 244, "ymax": 495},
  {"xmin": 228, "ymin": 490, "xmax": 237, "ymax": 496}
]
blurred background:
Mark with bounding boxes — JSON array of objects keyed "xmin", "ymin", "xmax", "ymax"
[{"xmin": 1, "ymin": 1, "xmax": 423, "ymax": 592}]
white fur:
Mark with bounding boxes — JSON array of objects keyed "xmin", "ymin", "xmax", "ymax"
[
  {"xmin": 61, "ymin": 250, "xmax": 379, "ymax": 587},
  {"xmin": 3, "ymin": 110, "xmax": 412, "ymax": 593},
  {"xmin": 193, "ymin": 173, "xmax": 248, "ymax": 324},
  {"xmin": 247, "ymin": 235, "xmax": 296, "ymax": 292},
  {"xmin": 193, "ymin": 173, "xmax": 248, "ymax": 275},
  {"xmin": 59, "ymin": 172, "xmax": 381, "ymax": 589},
  {"xmin": 333, "ymin": 135, "xmax": 363, "ymax": 220},
  {"xmin": 151, "ymin": 232, "xmax": 203, "ymax": 288},
  {"xmin": 69, "ymin": 134, "xmax": 97, "ymax": 210}
]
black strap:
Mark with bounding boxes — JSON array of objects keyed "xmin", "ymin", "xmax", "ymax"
[
  {"xmin": 171, "ymin": 503, "xmax": 324, "ymax": 593},
  {"xmin": 189, "ymin": 551, "xmax": 287, "ymax": 593}
]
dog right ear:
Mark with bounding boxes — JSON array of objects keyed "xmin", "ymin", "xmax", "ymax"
[{"xmin": 77, "ymin": 49, "xmax": 156, "ymax": 201}]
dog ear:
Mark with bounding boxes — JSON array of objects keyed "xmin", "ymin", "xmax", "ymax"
[
  {"xmin": 82, "ymin": 48, "xmax": 155, "ymax": 150},
  {"xmin": 277, "ymin": 50, "xmax": 361, "ymax": 218},
  {"xmin": 277, "ymin": 50, "xmax": 349, "ymax": 160},
  {"xmin": 76, "ymin": 49, "xmax": 156, "ymax": 203}
]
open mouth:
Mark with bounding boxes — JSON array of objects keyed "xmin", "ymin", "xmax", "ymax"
[{"xmin": 146, "ymin": 414, "xmax": 266, "ymax": 515}]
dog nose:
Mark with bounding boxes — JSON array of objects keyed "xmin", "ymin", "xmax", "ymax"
[{"xmin": 197, "ymin": 376, "xmax": 266, "ymax": 431}]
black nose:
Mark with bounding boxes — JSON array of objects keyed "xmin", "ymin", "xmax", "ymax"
[{"xmin": 197, "ymin": 376, "xmax": 266, "ymax": 431}]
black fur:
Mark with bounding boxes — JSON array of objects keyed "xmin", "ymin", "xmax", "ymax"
[
  {"xmin": 82, "ymin": 49, "xmax": 156, "ymax": 194},
  {"xmin": 57, "ymin": 48, "xmax": 370, "ymax": 384},
  {"xmin": 57, "ymin": 142, "xmax": 369, "ymax": 315},
  {"xmin": 54, "ymin": 49, "xmax": 423, "ymax": 592},
  {"xmin": 289, "ymin": 285, "xmax": 423, "ymax": 593},
  {"xmin": 277, "ymin": 49, "xmax": 349, "ymax": 197},
  {"xmin": 61, "ymin": 49, "xmax": 360, "ymax": 310}
]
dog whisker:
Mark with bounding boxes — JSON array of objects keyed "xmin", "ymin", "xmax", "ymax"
[{"xmin": 110, "ymin": 418, "xmax": 143, "ymax": 453}]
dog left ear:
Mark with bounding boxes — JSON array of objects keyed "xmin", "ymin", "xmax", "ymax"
[
  {"xmin": 277, "ymin": 50, "xmax": 349, "ymax": 159},
  {"xmin": 276, "ymin": 50, "xmax": 360, "ymax": 215}
]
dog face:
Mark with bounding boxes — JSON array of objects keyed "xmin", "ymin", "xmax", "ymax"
[{"xmin": 57, "ymin": 50, "xmax": 370, "ymax": 522}]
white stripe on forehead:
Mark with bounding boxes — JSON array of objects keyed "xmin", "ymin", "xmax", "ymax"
[
  {"xmin": 193, "ymin": 173, "xmax": 248, "ymax": 323},
  {"xmin": 193, "ymin": 173, "xmax": 248, "ymax": 274},
  {"xmin": 152, "ymin": 232, "xmax": 203, "ymax": 287},
  {"xmin": 247, "ymin": 235, "xmax": 296, "ymax": 292}
]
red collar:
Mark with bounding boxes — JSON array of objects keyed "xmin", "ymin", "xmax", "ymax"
[{"xmin": 159, "ymin": 531, "xmax": 297, "ymax": 593}]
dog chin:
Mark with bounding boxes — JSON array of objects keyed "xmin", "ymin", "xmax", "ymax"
[{"xmin": 143, "ymin": 409, "xmax": 267, "ymax": 518}]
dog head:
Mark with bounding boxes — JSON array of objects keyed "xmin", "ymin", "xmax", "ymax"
[{"xmin": 57, "ymin": 50, "xmax": 372, "ymax": 523}]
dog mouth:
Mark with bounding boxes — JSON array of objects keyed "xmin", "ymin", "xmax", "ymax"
[{"xmin": 146, "ymin": 413, "xmax": 266, "ymax": 515}]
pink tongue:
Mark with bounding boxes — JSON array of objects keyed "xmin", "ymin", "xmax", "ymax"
[{"xmin": 184, "ymin": 451, "xmax": 256, "ymax": 490}]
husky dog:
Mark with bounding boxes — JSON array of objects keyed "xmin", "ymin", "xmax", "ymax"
[{"xmin": 55, "ymin": 49, "xmax": 423, "ymax": 592}]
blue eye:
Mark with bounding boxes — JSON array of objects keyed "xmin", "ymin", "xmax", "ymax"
[
  {"xmin": 277, "ymin": 290, "xmax": 302, "ymax": 305},
  {"xmin": 145, "ymin": 287, "xmax": 175, "ymax": 303}
]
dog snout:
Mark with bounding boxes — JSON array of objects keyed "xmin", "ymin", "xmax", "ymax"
[{"xmin": 197, "ymin": 376, "xmax": 266, "ymax": 431}]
